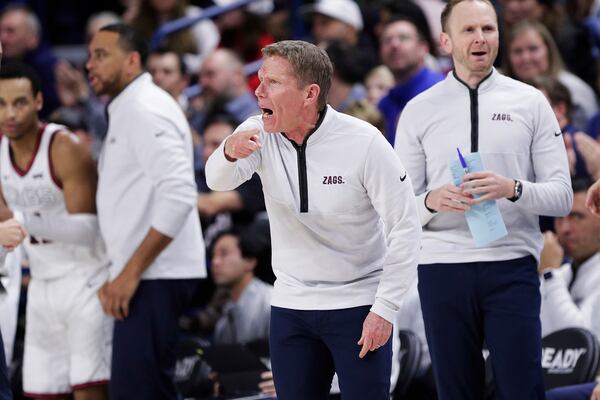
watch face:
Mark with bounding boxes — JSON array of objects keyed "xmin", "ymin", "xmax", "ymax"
[
  {"xmin": 514, "ymin": 180, "xmax": 522, "ymax": 199},
  {"xmin": 509, "ymin": 180, "xmax": 522, "ymax": 202}
]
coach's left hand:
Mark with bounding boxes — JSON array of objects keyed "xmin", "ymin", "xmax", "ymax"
[
  {"xmin": 357, "ymin": 312, "xmax": 392, "ymax": 358},
  {"xmin": 98, "ymin": 268, "xmax": 140, "ymax": 320}
]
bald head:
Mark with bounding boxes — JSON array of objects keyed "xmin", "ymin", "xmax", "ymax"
[{"xmin": 199, "ymin": 49, "xmax": 247, "ymax": 100}]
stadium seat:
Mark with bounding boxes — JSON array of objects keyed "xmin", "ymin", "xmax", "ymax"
[{"xmin": 541, "ymin": 327, "xmax": 600, "ymax": 390}]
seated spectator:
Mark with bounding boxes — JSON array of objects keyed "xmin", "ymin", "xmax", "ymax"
[
  {"xmin": 196, "ymin": 112, "xmax": 266, "ymax": 247},
  {"xmin": 190, "ymin": 48, "xmax": 260, "ymax": 135},
  {"xmin": 504, "ymin": 20, "xmax": 599, "ymax": 128},
  {"xmin": 501, "ymin": 0, "xmax": 598, "ymax": 91},
  {"xmin": 147, "ymin": 48, "xmax": 190, "ymax": 110},
  {"xmin": 0, "ymin": 4, "xmax": 59, "ymax": 117},
  {"xmin": 212, "ymin": 0, "xmax": 275, "ymax": 93},
  {"xmin": 365, "ymin": 65, "xmax": 394, "ymax": 106},
  {"xmin": 302, "ymin": 0, "xmax": 377, "ymax": 65},
  {"xmin": 129, "ymin": 0, "xmax": 220, "ymax": 72},
  {"xmin": 180, "ymin": 225, "xmax": 274, "ymax": 398},
  {"xmin": 374, "ymin": 0, "xmax": 444, "ymax": 72},
  {"xmin": 302, "ymin": 0, "xmax": 363, "ymax": 47},
  {"xmin": 324, "ymin": 40, "xmax": 372, "ymax": 112},
  {"xmin": 378, "ymin": 15, "xmax": 444, "ymax": 145},
  {"xmin": 539, "ymin": 177, "xmax": 600, "ymax": 340},
  {"xmin": 210, "ymin": 228, "xmax": 272, "ymax": 345},
  {"xmin": 532, "ymin": 76, "xmax": 594, "ymax": 178}
]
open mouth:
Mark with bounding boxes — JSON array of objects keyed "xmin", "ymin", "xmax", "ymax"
[
  {"xmin": 261, "ymin": 108, "xmax": 273, "ymax": 117},
  {"xmin": 472, "ymin": 51, "xmax": 486, "ymax": 57}
]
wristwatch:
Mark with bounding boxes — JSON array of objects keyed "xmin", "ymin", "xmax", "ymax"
[
  {"xmin": 543, "ymin": 270, "xmax": 554, "ymax": 281},
  {"xmin": 508, "ymin": 179, "xmax": 523, "ymax": 202}
]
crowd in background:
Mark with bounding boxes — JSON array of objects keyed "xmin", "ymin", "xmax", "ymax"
[{"xmin": 1, "ymin": 0, "xmax": 600, "ymax": 398}]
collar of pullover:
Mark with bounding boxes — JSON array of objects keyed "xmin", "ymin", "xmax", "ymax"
[
  {"xmin": 449, "ymin": 67, "xmax": 497, "ymax": 94},
  {"xmin": 282, "ymin": 105, "xmax": 330, "ymax": 147}
]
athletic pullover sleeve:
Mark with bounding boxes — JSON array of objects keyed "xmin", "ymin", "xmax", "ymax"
[
  {"xmin": 517, "ymin": 94, "xmax": 573, "ymax": 216},
  {"xmin": 364, "ymin": 134, "xmax": 421, "ymax": 323},
  {"xmin": 130, "ymin": 113, "xmax": 197, "ymax": 238},
  {"xmin": 16, "ymin": 210, "xmax": 99, "ymax": 247},
  {"xmin": 205, "ymin": 121, "xmax": 263, "ymax": 191},
  {"xmin": 395, "ymin": 102, "xmax": 437, "ymax": 227}
]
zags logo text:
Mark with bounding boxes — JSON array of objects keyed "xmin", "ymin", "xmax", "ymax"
[
  {"xmin": 492, "ymin": 113, "xmax": 513, "ymax": 121},
  {"xmin": 323, "ymin": 176, "xmax": 345, "ymax": 185}
]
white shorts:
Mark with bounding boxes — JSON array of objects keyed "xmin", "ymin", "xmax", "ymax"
[{"xmin": 23, "ymin": 268, "xmax": 113, "ymax": 396}]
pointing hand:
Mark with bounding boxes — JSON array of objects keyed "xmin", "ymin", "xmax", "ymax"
[{"xmin": 224, "ymin": 129, "xmax": 262, "ymax": 160}]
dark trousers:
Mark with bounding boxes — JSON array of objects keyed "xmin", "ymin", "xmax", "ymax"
[
  {"xmin": 546, "ymin": 382, "xmax": 597, "ymax": 400},
  {"xmin": 110, "ymin": 279, "xmax": 199, "ymax": 400},
  {"xmin": 418, "ymin": 256, "xmax": 545, "ymax": 400},
  {"xmin": 0, "ymin": 332, "xmax": 11, "ymax": 400},
  {"xmin": 270, "ymin": 305, "xmax": 391, "ymax": 400}
]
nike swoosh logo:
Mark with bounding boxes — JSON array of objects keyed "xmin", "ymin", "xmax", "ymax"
[
  {"xmin": 554, "ymin": 131, "xmax": 563, "ymax": 137},
  {"xmin": 400, "ymin": 172, "xmax": 407, "ymax": 182},
  {"xmin": 155, "ymin": 131, "xmax": 166, "ymax": 138}
]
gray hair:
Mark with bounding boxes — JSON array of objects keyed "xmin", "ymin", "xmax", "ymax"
[
  {"xmin": 262, "ymin": 40, "xmax": 333, "ymax": 110},
  {"xmin": 2, "ymin": 4, "xmax": 41, "ymax": 38}
]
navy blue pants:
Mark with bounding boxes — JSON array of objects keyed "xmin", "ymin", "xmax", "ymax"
[
  {"xmin": 110, "ymin": 279, "xmax": 199, "ymax": 400},
  {"xmin": 419, "ymin": 256, "xmax": 545, "ymax": 400},
  {"xmin": 270, "ymin": 305, "xmax": 391, "ymax": 400},
  {"xmin": 0, "ymin": 332, "xmax": 11, "ymax": 400},
  {"xmin": 546, "ymin": 382, "xmax": 597, "ymax": 400}
]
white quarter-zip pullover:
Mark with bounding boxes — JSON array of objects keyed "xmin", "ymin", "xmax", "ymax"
[
  {"xmin": 206, "ymin": 106, "xmax": 421, "ymax": 323},
  {"xmin": 97, "ymin": 73, "xmax": 206, "ymax": 280},
  {"xmin": 396, "ymin": 69, "xmax": 572, "ymax": 264}
]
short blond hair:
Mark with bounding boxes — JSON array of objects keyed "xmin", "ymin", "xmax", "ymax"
[{"xmin": 262, "ymin": 40, "xmax": 333, "ymax": 110}]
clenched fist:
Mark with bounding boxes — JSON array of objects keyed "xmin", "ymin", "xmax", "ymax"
[
  {"xmin": 0, "ymin": 219, "xmax": 27, "ymax": 250},
  {"xmin": 224, "ymin": 129, "xmax": 262, "ymax": 160}
]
